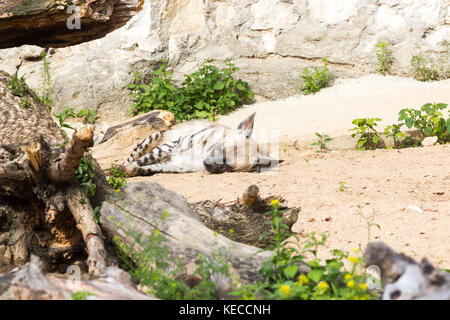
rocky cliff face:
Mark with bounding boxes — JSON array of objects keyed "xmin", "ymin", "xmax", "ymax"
[{"xmin": 0, "ymin": 0, "xmax": 449, "ymax": 120}]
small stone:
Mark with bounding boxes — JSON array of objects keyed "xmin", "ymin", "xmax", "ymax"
[
  {"xmin": 405, "ymin": 205, "xmax": 424, "ymax": 214},
  {"xmin": 421, "ymin": 136, "xmax": 438, "ymax": 146}
]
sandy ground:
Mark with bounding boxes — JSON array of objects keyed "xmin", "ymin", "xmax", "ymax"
[
  {"xmin": 94, "ymin": 75, "xmax": 450, "ymax": 268},
  {"xmin": 218, "ymin": 74, "xmax": 450, "ymax": 147},
  {"xmin": 129, "ymin": 144, "xmax": 450, "ymax": 268}
]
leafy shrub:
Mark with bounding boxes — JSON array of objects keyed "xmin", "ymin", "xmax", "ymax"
[
  {"xmin": 128, "ymin": 59, "xmax": 254, "ymax": 120},
  {"xmin": 300, "ymin": 58, "xmax": 334, "ymax": 95},
  {"xmin": 375, "ymin": 41, "xmax": 393, "ymax": 75},
  {"xmin": 398, "ymin": 103, "xmax": 450, "ymax": 144},
  {"xmin": 349, "ymin": 118, "xmax": 382, "ymax": 150},
  {"xmin": 231, "ymin": 201, "xmax": 378, "ymax": 300}
]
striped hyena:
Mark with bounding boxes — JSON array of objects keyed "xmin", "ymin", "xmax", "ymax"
[{"xmin": 117, "ymin": 113, "xmax": 281, "ymax": 176}]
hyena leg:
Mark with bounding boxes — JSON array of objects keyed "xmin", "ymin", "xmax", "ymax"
[
  {"xmin": 125, "ymin": 131, "xmax": 165, "ymax": 164},
  {"xmin": 132, "ymin": 141, "xmax": 177, "ymax": 167},
  {"xmin": 117, "ymin": 160, "xmax": 181, "ymax": 177}
]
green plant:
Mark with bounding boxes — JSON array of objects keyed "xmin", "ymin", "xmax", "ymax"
[
  {"xmin": 311, "ymin": 132, "xmax": 333, "ymax": 151},
  {"xmin": 300, "ymin": 58, "xmax": 334, "ymax": 95},
  {"xmin": 53, "ymin": 107, "xmax": 97, "ymax": 137},
  {"xmin": 77, "ymin": 108, "xmax": 97, "ymax": 124},
  {"xmin": 231, "ymin": 201, "xmax": 378, "ymax": 300},
  {"xmin": 338, "ymin": 181, "xmax": 348, "ymax": 192},
  {"xmin": 410, "ymin": 41, "xmax": 449, "ymax": 81},
  {"xmin": 76, "ymin": 153, "xmax": 96, "ymax": 198},
  {"xmin": 128, "ymin": 59, "xmax": 253, "ymax": 121},
  {"xmin": 398, "ymin": 103, "xmax": 450, "ymax": 144},
  {"xmin": 375, "ymin": 41, "xmax": 393, "ymax": 75},
  {"xmin": 8, "ymin": 74, "xmax": 30, "ymax": 97},
  {"xmin": 411, "ymin": 53, "xmax": 440, "ymax": 81},
  {"xmin": 53, "ymin": 107, "xmax": 76, "ymax": 137},
  {"xmin": 349, "ymin": 118, "xmax": 382, "ymax": 150},
  {"xmin": 92, "ymin": 206, "xmax": 101, "ymax": 225},
  {"xmin": 19, "ymin": 97, "xmax": 31, "ymax": 109},
  {"xmin": 71, "ymin": 291, "xmax": 94, "ymax": 300},
  {"xmin": 106, "ymin": 167, "xmax": 128, "ymax": 190},
  {"xmin": 113, "ymin": 211, "xmax": 230, "ymax": 300},
  {"xmin": 38, "ymin": 50, "xmax": 53, "ymax": 110},
  {"xmin": 383, "ymin": 123, "xmax": 406, "ymax": 149}
]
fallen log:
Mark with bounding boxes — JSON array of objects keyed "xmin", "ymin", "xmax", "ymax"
[
  {"xmin": 99, "ymin": 181, "xmax": 309, "ymax": 296},
  {"xmin": 365, "ymin": 242, "xmax": 450, "ymax": 300},
  {"xmin": 91, "ymin": 110, "xmax": 176, "ymax": 170}
]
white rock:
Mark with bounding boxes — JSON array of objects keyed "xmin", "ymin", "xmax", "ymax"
[
  {"xmin": 405, "ymin": 205, "xmax": 424, "ymax": 214},
  {"xmin": 421, "ymin": 136, "xmax": 438, "ymax": 146}
]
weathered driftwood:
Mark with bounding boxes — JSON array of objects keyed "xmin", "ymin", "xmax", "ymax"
[
  {"xmin": 100, "ymin": 181, "xmax": 309, "ymax": 295},
  {"xmin": 0, "ymin": 70, "xmax": 108, "ymax": 275},
  {"xmin": 191, "ymin": 185, "xmax": 300, "ymax": 248},
  {"xmin": 0, "ymin": 0, "xmax": 144, "ymax": 49},
  {"xmin": 91, "ymin": 110, "xmax": 176, "ymax": 170},
  {"xmin": 365, "ymin": 242, "xmax": 450, "ymax": 300},
  {"xmin": 0, "ymin": 256, "xmax": 153, "ymax": 300}
]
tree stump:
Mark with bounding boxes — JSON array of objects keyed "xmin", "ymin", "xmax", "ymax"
[{"xmin": 0, "ymin": 70, "xmax": 108, "ymax": 275}]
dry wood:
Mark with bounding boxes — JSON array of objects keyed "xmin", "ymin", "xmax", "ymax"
[
  {"xmin": 65, "ymin": 185, "xmax": 107, "ymax": 275},
  {"xmin": 48, "ymin": 127, "xmax": 94, "ymax": 183},
  {"xmin": 0, "ymin": 70, "xmax": 108, "ymax": 275},
  {"xmin": 0, "ymin": 256, "xmax": 153, "ymax": 300},
  {"xmin": 100, "ymin": 181, "xmax": 309, "ymax": 296}
]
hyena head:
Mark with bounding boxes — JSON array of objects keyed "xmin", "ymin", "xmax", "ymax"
[{"xmin": 203, "ymin": 113, "xmax": 281, "ymax": 173}]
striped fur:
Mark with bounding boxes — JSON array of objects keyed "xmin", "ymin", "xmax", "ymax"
[{"xmin": 118, "ymin": 113, "xmax": 280, "ymax": 176}]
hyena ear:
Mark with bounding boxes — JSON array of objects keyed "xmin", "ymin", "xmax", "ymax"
[{"xmin": 237, "ymin": 112, "xmax": 256, "ymax": 138}]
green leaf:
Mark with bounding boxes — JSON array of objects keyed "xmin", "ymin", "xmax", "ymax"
[
  {"xmin": 213, "ymin": 81, "xmax": 225, "ymax": 90},
  {"xmin": 283, "ymin": 265, "xmax": 298, "ymax": 279},
  {"xmin": 307, "ymin": 269, "xmax": 324, "ymax": 283},
  {"xmin": 405, "ymin": 118, "xmax": 414, "ymax": 128}
]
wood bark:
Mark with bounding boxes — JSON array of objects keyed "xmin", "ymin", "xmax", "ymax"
[
  {"xmin": 99, "ymin": 181, "xmax": 309, "ymax": 297},
  {"xmin": 0, "ymin": 70, "xmax": 109, "ymax": 274},
  {"xmin": 0, "ymin": 0, "xmax": 144, "ymax": 49}
]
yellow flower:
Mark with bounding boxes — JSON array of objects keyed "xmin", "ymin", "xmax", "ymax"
[
  {"xmin": 352, "ymin": 248, "xmax": 360, "ymax": 253},
  {"xmin": 359, "ymin": 283, "xmax": 368, "ymax": 291},
  {"xmin": 271, "ymin": 199, "xmax": 279, "ymax": 207},
  {"xmin": 348, "ymin": 256, "xmax": 360, "ymax": 264},
  {"xmin": 318, "ymin": 281, "xmax": 329, "ymax": 291},
  {"xmin": 171, "ymin": 283, "xmax": 177, "ymax": 288},
  {"xmin": 279, "ymin": 284, "xmax": 292, "ymax": 296},
  {"xmin": 298, "ymin": 274, "xmax": 309, "ymax": 285},
  {"xmin": 344, "ymin": 274, "xmax": 353, "ymax": 281},
  {"xmin": 346, "ymin": 280, "xmax": 355, "ymax": 288},
  {"xmin": 361, "ymin": 294, "xmax": 371, "ymax": 300}
]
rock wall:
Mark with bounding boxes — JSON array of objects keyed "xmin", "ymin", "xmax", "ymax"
[{"xmin": 0, "ymin": 0, "xmax": 449, "ymax": 120}]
